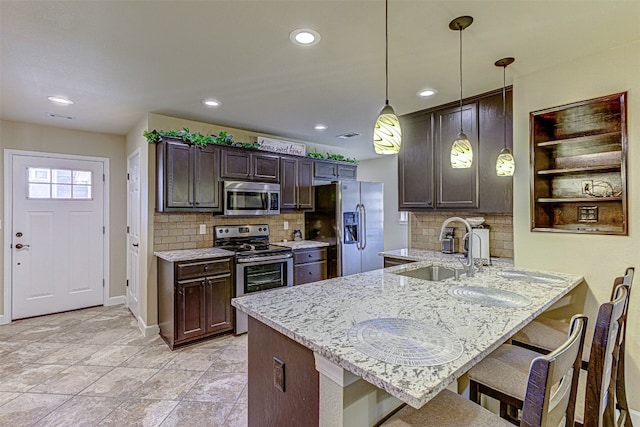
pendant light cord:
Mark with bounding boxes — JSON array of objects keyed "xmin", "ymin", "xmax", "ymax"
[
  {"xmin": 502, "ymin": 65, "xmax": 507, "ymax": 149},
  {"xmin": 459, "ymin": 27, "xmax": 463, "ymax": 133},
  {"xmin": 385, "ymin": 0, "xmax": 389, "ymax": 106}
]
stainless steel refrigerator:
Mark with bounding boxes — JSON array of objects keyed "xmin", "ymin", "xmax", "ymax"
[{"xmin": 305, "ymin": 181, "xmax": 384, "ymax": 277}]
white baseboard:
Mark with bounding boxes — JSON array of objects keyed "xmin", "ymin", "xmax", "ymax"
[
  {"xmin": 630, "ymin": 408, "xmax": 640, "ymax": 425},
  {"xmin": 105, "ymin": 295, "xmax": 126, "ymax": 306},
  {"xmin": 0, "ymin": 314, "xmax": 7, "ymax": 325},
  {"xmin": 138, "ymin": 316, "xmax": 159, "ymax": 338}
]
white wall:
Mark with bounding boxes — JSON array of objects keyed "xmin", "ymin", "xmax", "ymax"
[
  {"xmin": 512, "ymin": 41, "xmax": 640, "ymax": 411},
  {"xmin": 0, "ymin": 120, "xmax": 127, "ymax": 315},
  {"xmin": 358, "ymin": 156, "xmax": 408, "ymax": 251}
]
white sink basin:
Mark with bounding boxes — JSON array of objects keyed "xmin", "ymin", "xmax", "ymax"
[{"xmin": 497, "ymin": 269, "xmax": 564, "ymax": 284}]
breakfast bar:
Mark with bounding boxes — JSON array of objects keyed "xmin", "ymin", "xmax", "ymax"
[{"xmin": 232, "ymin": 261, "xmax": 583, "ymax": 426}]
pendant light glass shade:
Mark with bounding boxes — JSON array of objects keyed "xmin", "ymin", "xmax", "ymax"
[
  {"xmin": 449, "ymin": 16, "xmax": 473, "ymax": 169},
  {"xmin": 374, "ymin": 103, "xmax": 402, "ymax": 154},
  {"xmin": 496, "ymin": 147, "xmax": 515, "ymax": 176},
  {"xmin": 495, "ymin": 57, "xmax": 515, "ymax": 176},
  {"xmin": 373, "ymin": 0, "xmax": 401, "ymax": 155},
  {"xmin": 451, "ymin": 131, "xmax": 473, "ymax": 168}
]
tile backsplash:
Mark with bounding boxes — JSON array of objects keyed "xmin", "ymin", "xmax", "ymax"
[
  {"xmin": 410, "ymin": 212, "xmax": 513, "ymax": 259},
  {"xmin": 153, "ymin": 212, "xmax": 305, "ymax": 252}
]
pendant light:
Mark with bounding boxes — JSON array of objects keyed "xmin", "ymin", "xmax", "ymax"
[
  {"xmin": 373, "ymin": 0, "xmax": 402, "ymax": 155},
  {"xmin": 449, "ymin": 16, "xmax": 473, "ymax": 169},
  {"xmin": 495, "ymin": 57, "xmax": 515, "ymax": 176}
]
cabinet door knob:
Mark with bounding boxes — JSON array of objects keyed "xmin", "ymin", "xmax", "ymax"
[{"xmin": 204, "ymin": 265, "xmax": 209, "ymax": 271}]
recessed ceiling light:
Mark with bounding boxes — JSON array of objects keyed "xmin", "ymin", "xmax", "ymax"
[
  {"xmin": 47, "ymin": 112, "xmax": 73, "ymax": 120},
  {"xmin": 314, "ymin": 124, "xmax": 328, "ymax": 131},
  {"xmin": 202, "ymin": 99, "xmax": 221, "ymax": 107},
  {"xmin": 417, "ymin": 89, "xmax": 437, "ymax": 97},
  {"xmin": 336, "ymin": 131, "xmax": 361, "ymax": 139},
  {"xmin": 290, "ymin": 29, "xmax": 321, "ymax": 46},
  {"xmin": 47, "ymin": 96, "xmax": 74, "ymax": 105}
]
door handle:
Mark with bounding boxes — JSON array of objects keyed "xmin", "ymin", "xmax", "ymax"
[
  {"xmin": 361, "ymin": 204, "xmax": 367, "ymax": 250},
  {"xmin": 132, "ymin": 243, "xmax": 139, "ymax": 247},
  {"xmin": 15, "ymin": 243, "xmax": 30, "ymax": 249}
]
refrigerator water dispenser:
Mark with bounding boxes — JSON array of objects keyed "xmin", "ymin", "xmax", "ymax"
[{"xmin": 343, "ymin": 212, "xmax": 359, "ymax": 244}]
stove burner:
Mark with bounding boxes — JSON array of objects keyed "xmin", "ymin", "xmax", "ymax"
[{"xmin": 239, "ymin": 243, "xmax": 256, "ymax": 251}]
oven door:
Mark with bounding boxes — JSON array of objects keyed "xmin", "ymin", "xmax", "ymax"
[{"xmin": 236, "ymin": 254, "xmax": 293, "ymax": 296}]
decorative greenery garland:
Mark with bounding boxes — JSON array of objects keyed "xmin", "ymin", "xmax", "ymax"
[{"xmin": 143, "ymin": 128, "xmax": 358, "ymax": 164}]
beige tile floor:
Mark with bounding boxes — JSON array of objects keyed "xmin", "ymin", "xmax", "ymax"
[{"xmin": 0, "ymin": 305, "xmax": 248, "ymax": 426}]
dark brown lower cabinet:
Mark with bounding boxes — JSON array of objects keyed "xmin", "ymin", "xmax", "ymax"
[
  {"xmin": 158, "ymin": 256, "xmax": 234, "ymax": 349},
  {"xmin": 293, "ymin": 247, "xmax": 327, "ymax": 285},
  {"xmin": 248, "ymin": 316, "xmax": 319, "ymax": 427}
]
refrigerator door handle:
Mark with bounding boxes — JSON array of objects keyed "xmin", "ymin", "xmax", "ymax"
[
  {"xmin": 354, "ymin": 203, "xmax": 361, "ymax": 250},
  {"xmin": 361, "ymin": 203, "xmax": 367, "ymax": 250}
]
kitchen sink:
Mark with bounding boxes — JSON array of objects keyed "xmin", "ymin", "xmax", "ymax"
[
  {"xmin": 394, "ymin": 265, "xmax": 459, "ymax": 282},
  {"xmin": 496, "ymin": 269, "xmax": 564, "ymax": 284}
]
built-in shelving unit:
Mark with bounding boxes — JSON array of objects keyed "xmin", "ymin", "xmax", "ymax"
[{"xmin": 530, "ymin": 92, "xmax": 627, "ymax": 235}]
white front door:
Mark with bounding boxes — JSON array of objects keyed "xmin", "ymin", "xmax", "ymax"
[
  {"xmin": 126, "ymin": 150, "xmax": 141, "ymax": 319},
  {"xmin": 11, "ymin": 153, "xmax": 105, "ymax": 319}
]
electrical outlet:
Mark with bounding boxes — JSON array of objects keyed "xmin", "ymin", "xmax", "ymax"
[
  {"xmin": 273, "ymin": 357, "xmax": 285, "ymax": 392},
  {"xmin": 199, "ymin": 224, "xmax": 206, "ymax": 234},
  {"xmin": 283, "ymin": 221, "xmax": 289, "ymax": 230},
  {"xmin": 581, "ymin": 180, "xmax": 593, "ymax": 194}
]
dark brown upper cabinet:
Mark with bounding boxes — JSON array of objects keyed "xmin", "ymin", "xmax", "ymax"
[
  {"xmin": 156, "ymin": 137, "xmax": 222, "ymax": 212},
  {"xmin": 220, "ymin": 147, "xmax": 280, "ymax": 183},
  {"xmin": 531, "ymin": 92, "xmax": 627, "ymax": 235},
  {"xmin": 281, "ymin": 157, "xmax": 314, "ymax": 210},
  {"xmin": 313, "ymin": 160, "xmax": 357, "ymax": 182},
  {"xmin": 398, "ymin": 88, "xmax": 513, "ymax": 213},
  {"xmin": 398, "ymin": 114, "xmax": 434, "ymax": 210},
  {"xmin": 435, "ymin": 103, "xmax": 479, "ymax": 209}
]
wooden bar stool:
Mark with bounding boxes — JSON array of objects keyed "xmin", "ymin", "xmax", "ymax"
[
  {"xmin": 511, "ymin": 267, "xmax": 634, "ymax": 424},
  {"xmin": 380, "ymin": 315, "xmax": 587, "ymax": 427},
  {"xmin": 467, "ymin": 284, "xmax": 629, "ymax": 427}
]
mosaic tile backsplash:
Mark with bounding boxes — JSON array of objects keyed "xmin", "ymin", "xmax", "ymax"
[
  {"xmin": 409, "ymin": 212, "xmax": 513, "ymax": 259},
  {"xmin": 153, "ymin": 212, "xmax": 305, "ymax": 252}
]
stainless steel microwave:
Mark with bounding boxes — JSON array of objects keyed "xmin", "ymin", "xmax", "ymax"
[{"xmin": 224, "ymin": 181, "xmax": 280, "ymax": 216}]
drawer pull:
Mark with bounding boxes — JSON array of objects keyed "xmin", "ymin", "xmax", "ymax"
[{"xmin": 204, "ymin": 265, "xmax": 209, "ymax": 271}]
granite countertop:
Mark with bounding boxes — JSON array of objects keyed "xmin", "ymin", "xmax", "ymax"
[
  {"xmin": 232, "ymin": 261, "xmax": 582, "ymax": 409},
  {"xmin": 380, "ymin": 248, "xmax": 514, "ymax": 268},
  {"xmin": 274, "ymin": 240, "xmax": 330, "ymax": 250},
  {"xmin": 154, "ymin": 248, "xmax": 235, "ymax": 262}
]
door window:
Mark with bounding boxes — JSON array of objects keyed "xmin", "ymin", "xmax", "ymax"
[{"xmin": 27, "ymin": 167, "xmax": 93, "ymax": 199}]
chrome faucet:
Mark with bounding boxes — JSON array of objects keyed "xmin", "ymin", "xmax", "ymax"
[{"xmin": 438, "ymin": 217, "xmax": 476, "ymax": 277}]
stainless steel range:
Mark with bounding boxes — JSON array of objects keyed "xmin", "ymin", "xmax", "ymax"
[{"xmin": 214, "ymin": 224, "xmax": 293, "ymax": 334}]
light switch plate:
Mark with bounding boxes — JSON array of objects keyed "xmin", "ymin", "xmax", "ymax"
[{"xmin": 199, "ymin": 224, "xmax": 206, "ymax": 234}]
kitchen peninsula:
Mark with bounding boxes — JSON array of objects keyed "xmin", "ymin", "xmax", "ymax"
[{"xmin": 232, "ymin": 260, "xmax": 583, "ymax": 427}]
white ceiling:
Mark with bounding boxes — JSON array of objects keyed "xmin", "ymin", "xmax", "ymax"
[{"xmin": 1, "ymin": 1, "xmax": 639, "ymax": 160}]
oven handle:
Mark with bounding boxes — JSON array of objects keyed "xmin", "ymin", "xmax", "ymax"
[{"xmin": 236, "ymin": 253, "xmax": 293, "ymax": 263}]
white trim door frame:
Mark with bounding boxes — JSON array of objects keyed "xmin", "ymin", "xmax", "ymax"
[
  {"xmin": 3, "ymin": 149, "xmax": 110, "ymax": 323},
  {"xmin": 126, "ymin": 148, "xmax": 141, "ymax": 320}
]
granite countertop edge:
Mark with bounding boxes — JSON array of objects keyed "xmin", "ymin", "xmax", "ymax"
[
  {"xmin": 154, "ymin": 248, "xmax": 235, "ymax": 262},
  {"xmin": 274, "ymin": 240, "xmax": 330, "ymax": 250}
]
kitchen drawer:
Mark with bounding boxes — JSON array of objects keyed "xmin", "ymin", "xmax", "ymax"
[
  {"xmin": 176, "ymin": 258, "xmax": 231, "ymax": 280},
  {"xmin": 295, "ymin": 261, "xmax": 327, "ymax": 285},
  {"xmin": 293, "ymin": 248, "xmax": 327, "ymax": 264}
]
